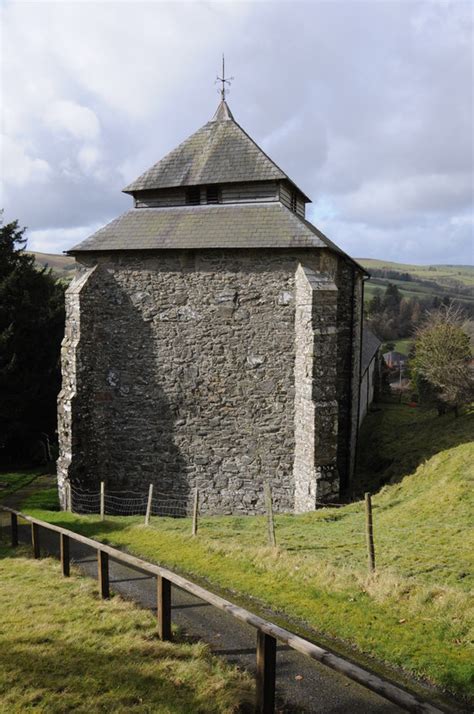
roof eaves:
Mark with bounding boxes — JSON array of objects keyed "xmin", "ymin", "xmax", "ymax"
[{"xmin": 294, "ymin": 211, "xmax": 369, "ymax": 276}]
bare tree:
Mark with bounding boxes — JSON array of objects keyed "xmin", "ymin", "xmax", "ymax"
[{"xmin": 412, "ymin": 303, "xmax": 473, "ymax": 416}]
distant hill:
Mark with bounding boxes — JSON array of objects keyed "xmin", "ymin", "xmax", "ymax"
[
  {"xmin": 30, "ymin": 252, "xmax": 76, "ymax": 279},
  {"xmin": 357, "ymin": 258, "xmax": 474, "ymax": 313}
]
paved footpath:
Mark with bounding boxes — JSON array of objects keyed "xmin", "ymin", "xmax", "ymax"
[{"xmin": 1, "ymin": 480, "xmax": 447, "ymax": 713}]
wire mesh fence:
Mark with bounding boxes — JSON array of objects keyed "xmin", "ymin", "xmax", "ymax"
[
  {"xmin": 64, "ymin": 482, "xmax": 473, "ymax": 581},
  {"xmin": 70, "ymin": 485, "xmax": 192, "ymax": 518}
]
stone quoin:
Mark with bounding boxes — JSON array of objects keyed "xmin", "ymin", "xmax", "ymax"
[{"xmin": 57, "ymin": 99, "xmax": 367, "ymax": 514}]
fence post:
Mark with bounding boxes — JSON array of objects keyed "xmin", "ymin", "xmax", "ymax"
[
  {"xmin": 256, "ymin": 630, "xmax": 276, "ymax": 713},
  {"xmin": 191, "ymin": 488, "xmax": 199, "ymax": 536},
  {"xmin": 264, "ymin": 482, "xmax": 276, "ymax": 548},
  {"xmin": 60, "ymin": 533, "xmax": 70, "ymax": 577},
  {"xmin": 97, "ymin": 549, "xmax": 110, "ymax": 598},
  {"xmin": 11, "ymin": 512, "xmax": 18, "ymax": 547},
  {"xmin": 66, "ymin": 482, "xmax": 72, "ymax": 513},
  {"xmin": 157, "ymin": 575, "xmax": 172, "ymax": 641},
  {"xmin": 31, "ymin": 523, "xmax": 40, "ymax": 559},
  {"xmin": 100, "ymin": 482, "xmax": 105, "ymax": 521},
  {"xmin": 145, "ymin": 484, "xmax": 154, "ymax": 526},
  {"xmin": 365, "ymin": 492, "xmax": 376, "ymax": 573}
]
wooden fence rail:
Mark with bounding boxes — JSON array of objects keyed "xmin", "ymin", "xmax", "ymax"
[{"xmin": 0, "ymin": 506, "xmax": 443, "ymax": 714}]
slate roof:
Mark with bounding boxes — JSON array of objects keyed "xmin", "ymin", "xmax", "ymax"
[
  {"xmin": 361, "ymin": 327, "xmax": 382, "ymax": 373},
  {"xmin": 123, "ymin": 100, "xmax": 310, "ymax": 201},
  {"xmin": 69, "ymin": 203, "xmax": 331, "ymax": 253}
]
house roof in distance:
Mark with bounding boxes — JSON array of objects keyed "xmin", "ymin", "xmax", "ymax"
[
  {"xmin": 123, "ymin": 100, "xmax": 310, "ymax": 201},
  {"xmin": 361, "ymin": 326, "xmax": 382, "ymax": 373}
]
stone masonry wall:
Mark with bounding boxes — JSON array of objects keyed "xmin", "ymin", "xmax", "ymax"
[
  {"xmin": 57, "ymin": 248, "xmax": 361, "ymax": 514},
  {"xmin": 349, "ymin": 273, "xmax": 364, "ymax": 482},
  {"xmin": 293, "ymin": 265, "xmax": 339, "ymax": 511},
  {"xmin": 56, "ymin": 267, "xmax": 97, "ymax": 509}
]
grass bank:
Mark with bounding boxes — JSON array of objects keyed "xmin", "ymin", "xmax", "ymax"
[
  {"xmin": 0, "ymin": 468, "xmax": 44, "ymax": 500},
  {"xmin": 0, "ymin": 542, "xmax": 252, "ymax": 713},
  {"xmin": 23, "ymin": 405, "xmax": 474, "ymax": 704}
]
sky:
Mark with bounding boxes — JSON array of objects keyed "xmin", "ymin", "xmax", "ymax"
[{"xmin": 1, "ymin": 0, "xmax": 473, "ymax": 264}]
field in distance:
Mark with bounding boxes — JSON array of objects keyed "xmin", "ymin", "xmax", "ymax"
[
  {"xmin": 30, "ymin": 252, "xmax": 76, "ymax": 278},
  {"xmin": 357, "ymin": 258, "xmax": 473, "ymax": 311}
]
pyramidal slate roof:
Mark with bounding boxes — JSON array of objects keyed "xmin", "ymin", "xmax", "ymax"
[
  {"xmin": 123, "ymin": 100, "xmax": 309, "ymax": 199},
  {"xmin": 69, "ymin": 100, "xmax": 367, "ymax": 274},
  {"xmin": 70, "ymin": 203, "xmax": 330, "ymax": 252}
]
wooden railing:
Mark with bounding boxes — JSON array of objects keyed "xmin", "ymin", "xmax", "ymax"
[{"xmin": 1, "ymin": 506, "xmax": 443, "ymax": 714}]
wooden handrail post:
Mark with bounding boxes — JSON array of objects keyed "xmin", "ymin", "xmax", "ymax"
[
  {"xmin": 31, "ymin": 523, "xmax": 40, "ymax": 559},
  {"xmin": 97, "ymin": 550, "xmax": 110, "ymax": 598},
  {"xmin": 264, "ymin": 482, "xmax": 276, "ymax": 548},
  {"xmin": 157, "ymin": 575, "xmax": 172, "ymax": 641},
  {"xmin": 365, "ymin": 492, "xmax": 376, "ymax": 573},
  {"xmin": 60, "ymin": 533, "xmax": 70, "ymax": 577},
  {"xmin": 145, "ymin": 484, "xmax": 153, "ymax": 526},
  {"xmin": 0, "ymin": 505, "xmax": 447, "ymax": 712},
  {"xmin": 100, "ymin": 482, "xmax": 105, "ymax": 521},
  {"xmin": 66, "ymin": 482, "xmax": 72, "ymax": 512},
  {"xmin": 11, "ymin": 512, "xmax": 18, "ymax": 547},
  {"xmin": 256, "ymin": 630, "xmax": 276, "ymax": 713},
  {"xmin": 191, "ymin": 488, "xmax": 199, "ymax": 536}
]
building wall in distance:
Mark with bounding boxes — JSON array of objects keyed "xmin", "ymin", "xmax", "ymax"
[{"xmin": 57, "ymin": 248, "xmax": 361, "ymax": 514}]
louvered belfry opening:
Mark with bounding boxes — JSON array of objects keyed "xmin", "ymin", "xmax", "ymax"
[
  {"xmin": 290, "ymin": 191, "xmax": 297, "ymax": 213},
  {"xmin": 185, "ymin": 186, "xmax": 201, "ymax": 205},
  {"xmin": 206, "ymin": 185, "xmax": 220, "ymax": 204}
]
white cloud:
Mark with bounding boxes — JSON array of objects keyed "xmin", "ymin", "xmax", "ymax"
[
  {"xmin": 27, "ymin": 222, "xmax": 104, "ymax": 254},
  {"xmin": 0, "ymin": 135, "xmax": 51, "ymax": 187},
  {"xmin": 45, "ymin": 101, "xmax": 100, "ymax": 141},
  {"xmin": 1, "ymin": 0, "xmax": 472, "ymax": 264},
  {"xmin": 339, "ymin": 172, "xmax": 474, "ymax": 226},
  {"xmin": 317, "ymin": 212, "xmax": 474, "ymax": 266},
  {"xmin": 77, "ymin": 145, "xmax": 102, "ymax": 174}
]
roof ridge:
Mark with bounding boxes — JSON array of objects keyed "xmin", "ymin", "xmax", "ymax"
[{"xmin": 222, "ymin": 115, "xmax": 311, "ymax": 202}]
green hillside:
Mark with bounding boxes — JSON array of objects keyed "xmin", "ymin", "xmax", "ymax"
[
  {"xmin": 358, "ymin": 259, "xmax": 474, "ymax": 289},
  {"xmin": 359, "ymin": 259, "xmax": 474, "ymax": 314},
  {"xmin": 22, "ymin": 403, "xmax": 474, "ymax": 704},
  {"xmin": 30, "ymin": 252, "xmax": 76, "ymax": 278}
]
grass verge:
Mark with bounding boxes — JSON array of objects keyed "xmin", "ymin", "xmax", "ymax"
[
  {"xmin": 0, "ymin": 542, "xmax": 252, "ymax": 713},
  {"xmin": 0, "ymin": 469, "xmax": 44, "ymax": 500},
  {"xmin": 22, "ymin": 405, "xmax": 474, "ymax": 704}
]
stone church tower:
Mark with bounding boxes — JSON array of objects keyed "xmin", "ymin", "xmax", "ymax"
[{"xmin": 57, "ymin": 99, "xmax": 365, "ymax": 514}]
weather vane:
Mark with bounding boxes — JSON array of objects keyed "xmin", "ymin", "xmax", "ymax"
[{"xmin": 216, "ymin": 54, "xmax": 234, "ymax": 100}]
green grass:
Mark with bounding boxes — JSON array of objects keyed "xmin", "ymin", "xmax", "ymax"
[
  {"xmin": 22, "ymin": 405, "xmax": 474, "ymax": 703},
  {"xmin": 0, "ymin": 469, "xmax": 44, "ymax": 500},
  {"xmin": 357, "ymin": 259, "xmax": 474, "ymax": 289},
  {"xmin": 0, "ymin": 543, "xmax": 252, "ymax": 713},
  {"xmin": 390, "ymin": 339, "xmax": 413, "ymax": 355},
  {"xmin": 361, "ymin": 258, "xmax": 474, "ymax": 315}
]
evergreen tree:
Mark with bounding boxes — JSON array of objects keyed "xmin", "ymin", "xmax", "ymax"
[
  {"xmin": 398, "ymin": 298, "xmax": 413, "ymax": 336},
  {"xmin": 0, "ymin": 218, "xmax": 65, "ymax": 464},
  {"xmin": 368, "ymin": 289, "xmax": 383, "ymax": 316},
  {"xmin": 382, "ymin": 283, "xmax": 402, "ymax": 314}
]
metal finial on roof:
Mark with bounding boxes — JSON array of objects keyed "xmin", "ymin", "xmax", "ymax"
[{"xmin": 216, "ymin": 54, "xmax": 233, "ymax": 100}]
